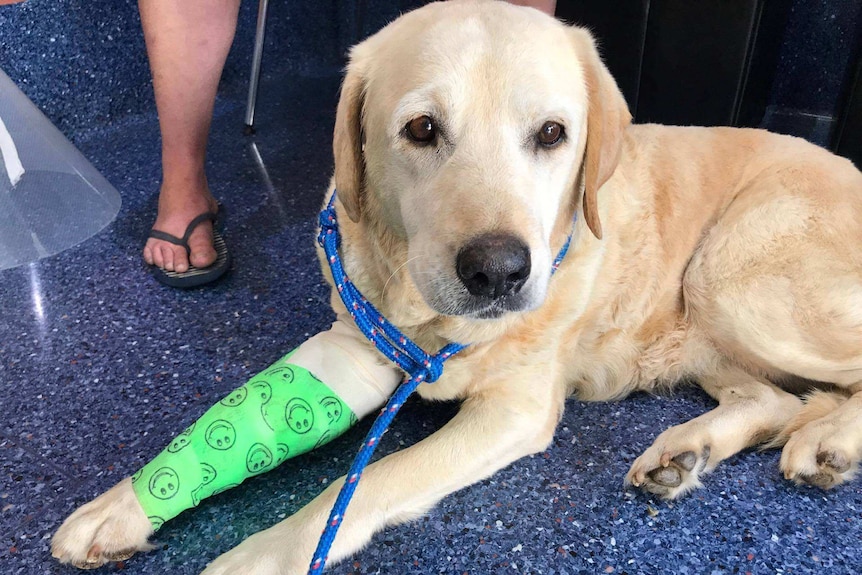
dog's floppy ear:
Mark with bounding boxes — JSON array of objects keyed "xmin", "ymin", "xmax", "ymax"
[
  {"xmin": 570, "ymin": 27, "xmax": 631, "ymax": 239},
  {"xmin": 333, "ymin": 56, "xmax": 367, "ymax": 223}
]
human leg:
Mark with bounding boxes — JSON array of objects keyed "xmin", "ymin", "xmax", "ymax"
[
  {"xmin": 139, "ymin": 0, "xmax": 240, "ymax": 274},
  {"xmin": 506, "ymin": 0, "xmax": 557, "ymax": 15}
]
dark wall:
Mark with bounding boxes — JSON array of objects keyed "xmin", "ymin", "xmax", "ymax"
[
  {"xmin": 765, "ymin": 0, "xmax": 862, "ymax": 145},
  {"xmin": 557, "ymin": 0, "xmax": 862, "ymax": 150}
]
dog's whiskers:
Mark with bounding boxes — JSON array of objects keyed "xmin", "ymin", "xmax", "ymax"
[{"xmin": 382, "ymin": 255, "xmax": 425, "ymax": 301}]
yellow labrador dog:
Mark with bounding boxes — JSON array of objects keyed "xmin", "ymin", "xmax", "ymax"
[{"xmin": 53, "ymin": 1, "xmax": 862, "ymax": 572}]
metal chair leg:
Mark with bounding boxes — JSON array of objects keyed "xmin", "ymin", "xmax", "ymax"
[{"xmin": 244, "ymin": 0, "xmax": 269, "ymax": 134}]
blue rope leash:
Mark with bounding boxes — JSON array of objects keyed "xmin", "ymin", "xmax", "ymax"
[{"xmin": 308, "ymin": 191, "xmax": 574, "ymax": 574}]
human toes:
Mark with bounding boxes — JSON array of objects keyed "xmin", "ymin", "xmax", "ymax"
[
  {"xmin": 187, "ymin": 225, "xmax": 217, "ymax": 269},
  {"xmin": 188, "ymin": 241, "xmax": 217, "ymax": 269}
]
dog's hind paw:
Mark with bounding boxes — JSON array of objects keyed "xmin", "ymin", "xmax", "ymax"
[
  {"xmin": 780, "ymin": 423, "xmax": 858, "ymax": 489},
  {"xmin": 51, "ymin": 477, "xmax": 155, "ymax": 569},
  {"xmin": 625, "ymin": 431, "xmax": 712, "ymax": 499}
]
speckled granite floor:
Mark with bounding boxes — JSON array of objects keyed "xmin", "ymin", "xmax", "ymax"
[{"xmin": 2, "ymin": 69, "xmax": 861, "ymax": 575}]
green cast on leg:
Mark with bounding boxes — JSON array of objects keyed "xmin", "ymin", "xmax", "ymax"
[{"xmin": 131, "ymin": 354, "xmax": 358, "ymax": 530}]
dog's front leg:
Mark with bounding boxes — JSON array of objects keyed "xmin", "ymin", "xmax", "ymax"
[{"xmin": 202, "ymin": 381, "xmax": 565, "ymax": 575}]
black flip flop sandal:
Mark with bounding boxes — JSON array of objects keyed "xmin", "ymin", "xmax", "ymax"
[{"xmin": 148, "ymin": 207, "xmax": 231, "ymax": 288}]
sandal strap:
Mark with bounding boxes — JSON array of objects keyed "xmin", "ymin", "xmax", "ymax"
[
  {"xmin": 149, "ymin": 229, "xmax": 188, "ymax": 250},
  {"xmin": 149, "ymin": 210, "xmax": 218, "ymax": 253},
  {"xmin": 181, "ymin": 212, "xmax": 217, "ymax": 244}
]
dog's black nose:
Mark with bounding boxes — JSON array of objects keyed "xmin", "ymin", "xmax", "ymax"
[{"xmin": 456, "ymin": 233, "xmax": 531, "ymax": 299}]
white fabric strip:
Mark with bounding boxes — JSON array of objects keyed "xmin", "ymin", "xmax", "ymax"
[
  {"xmin": 287, "ymin": 318, "xmax": 402, "ymax": 418},
  {"xmin": 0, "ymin": 115, "xmax": 24, "ymax": 186}
]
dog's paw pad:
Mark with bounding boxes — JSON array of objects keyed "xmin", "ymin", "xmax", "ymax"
[
  {"xmin": 780, "ymin": 427, "xmax": 859, "ymax": 490},
  {"xmin": 670, "ymin": 447, "xmax": 709, "ymax": 473},
  {"xmin": 68, "ymin": 544, "xmax": 137, "ymax": 570},
  {"xmin": 627, "ymin": 443, "xmax": 710, "ymax": 499},
  {"xmin": 797, "ymin": 471, "xmax": 836, "ymax": 489},
  {"xmin": 647, "ymin": 466, "xmax": 681, "ymax": 487},
  {"xmin": 816, "ymin": 449, "xmax": 850, "ymax": 473}
]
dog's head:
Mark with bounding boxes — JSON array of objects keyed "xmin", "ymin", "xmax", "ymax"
[{"xmin": 334, "ymin": 0, "xmax": 630, "ymax": 320}]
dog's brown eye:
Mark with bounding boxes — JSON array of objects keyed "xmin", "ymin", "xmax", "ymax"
[
  {"xmin": 537, "ymin": 121, "xmax": 564, "ymax": 147},
  {"xmin": 405, "ymin": 115, "xmax": 436, "ymax": 144}
]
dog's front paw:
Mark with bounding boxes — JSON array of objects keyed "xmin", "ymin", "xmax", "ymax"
[
  {"xmin": 780, "ymin": 421, "xmax": 858, "ymax": 488},
  {"xmin": 202, "ymin": 517, "xmax": 315, "ymax": 575},
  {"xmin": 51, "ymin": 477, "xmax": 155, "ymax": 569},
  {"xmin": 625, "ymin": 426, "xmax": 712, "ymax": 499}
]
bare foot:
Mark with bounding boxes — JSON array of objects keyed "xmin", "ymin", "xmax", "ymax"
[{"xmin": 143, "ymin": 179, "xmax": 219, "ymax": 273}]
